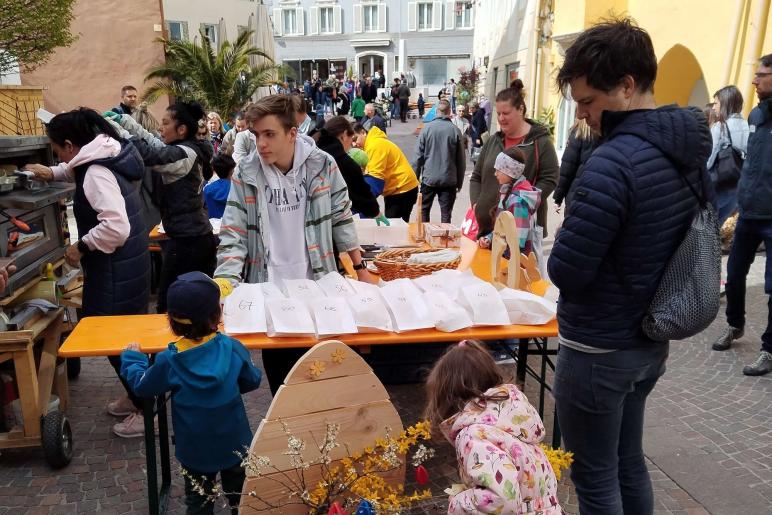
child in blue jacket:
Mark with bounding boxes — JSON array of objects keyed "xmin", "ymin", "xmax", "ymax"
[
  {"xmin": 121, "ymin": 271, "xmax": 262, "ymax": 514},
  {"xmin": 204, "ymin": 154, "xmax": 235, "ymax": 219}
]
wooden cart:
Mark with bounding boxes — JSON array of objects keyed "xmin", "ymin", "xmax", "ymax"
[{"xmin": 0, "ymin": 307, "xmax": 72, "ymax": 468}]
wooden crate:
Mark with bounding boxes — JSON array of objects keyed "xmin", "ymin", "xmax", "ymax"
[{"xmin": 0, "ymin": 86, "xmax": 45, "ymax": 136}]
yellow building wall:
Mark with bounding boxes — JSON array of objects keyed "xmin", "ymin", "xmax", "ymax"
[{"xmin": 585, "ymin": 0, "xmax": 629, "ymax": 23}]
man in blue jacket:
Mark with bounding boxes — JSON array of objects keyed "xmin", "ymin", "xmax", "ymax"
[
  {"xmin": 712, "ymin": 54, "xmax": 772, "ymax": 376},
  {"xmin": 548, "ymin": 19, "xmax": 712, "ymax": 515}
]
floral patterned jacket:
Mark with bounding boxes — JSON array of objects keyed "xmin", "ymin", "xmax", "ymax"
[{"xmin": 440, "ymin": 385, "xmax": 562, "ymax": 514}]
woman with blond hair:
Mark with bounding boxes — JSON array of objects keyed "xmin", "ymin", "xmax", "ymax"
[
  {"xmin": 206, "ymin": 112, "xmax": 225, "ymax": 153},
  {"xmin": 553, "ymin": 118, "xmax": 596, "ymax": 212}
]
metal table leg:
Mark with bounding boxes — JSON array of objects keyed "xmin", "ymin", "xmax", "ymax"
[
  {"xmin": 157, "ymin": 395, "xmax": 171, "ymax": 514},
  {"xmin": 143, "ymin": 397, "xmax": 159, "ymax": 515}
]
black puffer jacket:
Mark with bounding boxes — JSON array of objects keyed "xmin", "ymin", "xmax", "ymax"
[
  {"xmin": 316, "ymin": 131, "xmax": 380, "ymax": 218},
  {"xmin": 548, "ymin": 105, "xmax": 713, "ymax": 349},
  {"xmin": 553, "ymin": 132, "xmax": 596, "ymax": 209}
]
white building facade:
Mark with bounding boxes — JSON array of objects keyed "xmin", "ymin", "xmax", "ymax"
[
  {"xmin": 163, "ymin": 0, "xmax": 267, "ymax": 47},
  {"xmin": 269, "ymin": 0, "xmax": 475, "ymax": 95}
]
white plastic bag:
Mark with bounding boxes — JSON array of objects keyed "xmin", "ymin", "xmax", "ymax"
[
  {"xmin": 379, "ymin": 281, "xmax": 434, "ymax": 332},
  {"xmin": 499, "ymin": 287, "xmax": 557, "ymax": 325},
  {"xmin": 317, "ymin": 271, "xmax": 357, "ymax": 297},
  {"xmin": 423, "ymin": 291, "xmax": 473, "ymax": 332},
  {"xmin": 458, "ymin": 282, "xmax": 510, "ymax": 326},
  {"xmin": 265, "ymin": 298, "xmax": 316, "ymax": 337},
  {"xmin": 308, "ymin": 296, "xmax": 358, "ymax": 336},
  {"xmin": 224, "ymin": 283, "xmax": 267, "ymax": 334}
]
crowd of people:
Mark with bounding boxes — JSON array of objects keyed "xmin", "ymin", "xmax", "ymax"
[{"xmin": 0, "ymin": 15, "xmax": 766, "ymax": 515}]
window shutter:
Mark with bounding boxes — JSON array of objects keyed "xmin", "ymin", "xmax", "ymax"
[
  {"xmin": 408, "ymin": 2, "xmax": 417, "ymax": 31},
  {"xmin": 182, "ymin": 21, "xmax": 189, "ymax": 40},
  {"xmin": 353, "ymin": 4, "xmax": 363, "ymax": 33},
  {"xmin": 296, "ymin": 7, "xmax": 305, "ymax": 35},
  {"xmin": 378, "ymin": 4, "xmax": 387, "ymax": 32},
  {"xmin": 309, "ymin": 6, "xmax": 319, "ymax": 35},
  {"xmin": 432, "ymin": 1, "xmax": 442, "ymax": 30},
  {"xmin": 273, "ymin": 8, "xmax": 283, "ymax": 36},
  {"xmin": 445, "ymin": 1, "xmax": 455, "ymax": 30},
  {"xmin": 469, "ymin": 4, "xmax": 474, "ymax": 28},
  {"xmin": 333, "ymin": 5, "xmax": 342, "ymax": 33}
]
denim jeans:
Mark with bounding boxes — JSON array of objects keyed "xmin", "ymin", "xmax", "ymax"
[
  {"xmin": 725, "ymin": 216, "xmax": 772, "ymax": 353},
  {"xmin": 715, "ymin": 186, "xmax": 738, "ymax": 227},
  {"xmin": 554, "ymin": 344, "xmax": 669, "ymax": 515}
]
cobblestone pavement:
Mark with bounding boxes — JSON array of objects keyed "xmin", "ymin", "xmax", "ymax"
[{"xmin": 0, "ymin": 118, "xmax": 769, "ymax": 514}]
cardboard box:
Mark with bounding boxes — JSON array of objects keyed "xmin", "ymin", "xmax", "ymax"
[{"xmin": 423, "ymin": 223, "xmax": 462, "ymax": 248}]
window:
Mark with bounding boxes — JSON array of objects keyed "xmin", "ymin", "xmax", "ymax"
[
  {"xmin": 363, "ymin": 5, "xmax": 378, "ymax": 32},
  {"xmin": 418, "ymin": 2, "xmax": 433, "ymax": 30},
  {"xmin": 202, "ymin": 23, "xmax": 217, "ymax": 47},
  {"xmin": 167, "ymin": 21, "xmax": 185, "ymax": 41},
  {"xmin": 455, "ymin": 2, "xmax": 472, "ymax": 28},
  {"xmin": 283, "ymin": 10, "xmax": 298, "ymax": 35},
  {"xmin": 237, "ymin": 25, "xmax": 248, "ymax": 38},
  {"xmin": 320, "ymin": 6, "xmax": 333, "ymax": 34}
]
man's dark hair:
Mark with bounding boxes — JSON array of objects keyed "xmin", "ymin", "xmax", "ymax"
[
  {"xmin": 233, "ymin": 111, "xmax": 245, "ymax": 121},
  {"xmin": 352, "ymin": 122, "xmax": 367, "ymax": 134},
  {"xmin": 211, "ymin": 154, "xmax": 236, "ymax": 180},
  {"xmin": 761, "ymin": 54, "xmax": 772, "ymax": 68},
  {"xmin": 556, "ymin": 18, "xmax": 657, "ymax": 96},
  {"xmin": 245, "ymin": 94, "xmax": 300, "ymax": 132},
  {"xmin": 121, "ymin": 85, "xmax": 137, "ymax": 95}
]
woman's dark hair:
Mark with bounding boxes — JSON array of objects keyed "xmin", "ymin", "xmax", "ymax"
[
  {"xmin": 322, "ymin": 116, "xmax": 354, "ymax": 138},
  {"xmin": 46, "ymin": 107, "xmax": 121, "ymax": 147},
  {"xmin": 713, "ymin": 85, "xmax": 743, "ymax": 123},
  {"xmin": 211, "ymin": 154, "xmax": 236, "ymax": 180},
  {"xmin": 168, "ymin": 306, "xmax": 221, "ymax": 340},
  {"xmin": 167, "ymin": 100, "xmax": 206, "ymax": 140},
  {"xmin": 502, "ymin": 145, "xmax": 526, "ymax": 163},
  {"xmin": 495, "ymin": 79, "xmax": 527, "ymax": 116},
  {"xmin": 556, "ymin": 18, "xmax": 657, "ymax": 97},
  {"xmin": 424, "ymin": 340, "xmax": 509, "ymax": 433}
]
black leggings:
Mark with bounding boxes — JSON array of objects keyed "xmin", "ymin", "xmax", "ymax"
[
  {"xmin": 384, "ymin": 187, "xmax": 418, "ymax": 222},
  {"xmin": 157, "ymin": 233, "xmax": 219, "ymax": 313}
]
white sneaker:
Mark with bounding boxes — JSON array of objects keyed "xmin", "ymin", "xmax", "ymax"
[
  {"xmin": 113, "ymin": 412, "xmax": 146, "ymax": 438},
  {"xmin": 107, "ymin": 396, "xmax": 135, "ymax": 417}
]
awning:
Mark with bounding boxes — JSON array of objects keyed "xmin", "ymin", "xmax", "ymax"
[{"xmin": 350, "ymin": 39, "xmax": 391, "ymax": 48}]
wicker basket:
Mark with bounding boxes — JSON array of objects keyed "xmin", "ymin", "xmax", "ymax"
[{"xmin": 373, "ymin": 248, "xmax": 460, "ymax": 281}]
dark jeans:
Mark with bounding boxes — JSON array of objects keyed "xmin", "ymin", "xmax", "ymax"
[
  {"xmin": 384, "ymin": 186, "xmax": 418, "ymax": 222},
  {"xmin": 716, "ymin": 186, "xmax": 738, "ymax": 227},
  {"xmin": 420, "ymin": 184, "xmax": 457, "ymax": 223},
  {"xmin": 725, "ymin": 217, "xmax": 772, "ymax": 353},
  {"xmin": 157, "ymin": 233, "xmax": 218, "ymax": 313},
  {"xmin": 554, "ymin": 344, "xmax": 669, "ymax": 515},
  {"xmin": 108, "ymin": 355, "xmax": 142, "ymax": 410},
  {"xmin": 261, "ymin": 347, "xmax": 307, "ymax": 395},
  {"xmin": 399, "ymin": 99, "xmax": 409, "ymax": 122},
  {"xmin": 183, "ymin": 462, "xmax": 245, "ymax": 515}
]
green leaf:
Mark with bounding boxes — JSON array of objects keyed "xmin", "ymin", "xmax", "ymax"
[{"xmin": 503, "ymin": 479, "xmax": 517, "ymax": 500}]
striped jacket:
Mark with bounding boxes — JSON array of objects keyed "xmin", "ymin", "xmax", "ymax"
[{"xmin": 213, "ymin": 135, "xmax": 360, "ymax": 285}]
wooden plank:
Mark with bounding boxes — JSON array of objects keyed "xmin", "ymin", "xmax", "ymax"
[
  {"xmin": 241, "ymin": 460, "xmax": 405, "ymax": 514},
  {"xmin": 0, "ymin": 432, "xmax": 42, "ymax": 449},
  {"xmin": 13, "ymin": 347, "xmax": 40, "ymax": 439},
  {"xmin": 248, "ymin": 400, "xmax": 403, "ymax": 472},
  {"xmin": 283, "ymin": 340, "xmax": 373, "ymax": 385},
  {"xmin": 37, "ymin": 314, "xmax": 63, "ymax": 415},
  {"xmin": 265, "ymin": 373, "xmax": 389, "ymax": 420},
  {"xmin": 53, "ymin": 362, "xmax": 69, "ymax": 411}
]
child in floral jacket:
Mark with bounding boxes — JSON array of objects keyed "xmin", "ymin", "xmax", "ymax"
[{"xmin": 425, "ymin": 340, "xmax": 561, "ymax": 514}]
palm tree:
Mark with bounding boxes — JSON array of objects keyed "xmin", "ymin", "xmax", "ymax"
[{"xmin": 143, "ymin": 29, "xmax": 284, "ymax": 118}]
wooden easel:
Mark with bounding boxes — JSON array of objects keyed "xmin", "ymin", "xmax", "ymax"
[{"xmin": 490, "ymin": 211, "xmax": 547, "ymax": 294}]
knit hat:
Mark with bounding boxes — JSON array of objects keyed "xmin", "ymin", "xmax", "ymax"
[
  {"xmin": 167, "ymin": 272, "xmax": 221, "ymax": 323},
  {"xmin": 494, "ymin": 152, "xmax": 525, "ymax": 180},
  {"xmin": 348, "ymin": 147, "xmax": 369, "ymax": 168}
]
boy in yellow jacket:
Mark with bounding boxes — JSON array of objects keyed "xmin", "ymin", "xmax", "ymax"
[{"xmin": 353, "ymin": 124, "xmax": 419, "ymax": 222}]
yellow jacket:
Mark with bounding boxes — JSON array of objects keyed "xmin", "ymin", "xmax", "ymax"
[{"xmin": 363, "ymin": 126, "xmax": 419, "ymax": 197}]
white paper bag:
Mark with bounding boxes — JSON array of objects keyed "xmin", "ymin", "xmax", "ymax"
[
  {"xmin": 458, "ymin": 282, "xmax": 511, "ymax": 326},
  {"xmin": 424, "ymin": 269, "xmax": 485, "ymax": 300},
  {"xmin": 265, "ymin": 298, "xmax": 316, "ymax": 337},
  {"xmin": 498, "ymin": 288, "xmax": 557, "ymax": 325},
  {"xmin": 422, "ymin": 291, "xmax": 473, "ymax": 332},
  {"xmin": 283, "ymin": 279, "xmax": 325, "ymax": 304},
  {"xmin": 224, "ymin": 283, "xmax": 267, "ymax": 334},
  {"xmin": 309, "ymin": 297, "xmax": 358, "ymax": 336},
  {"xmin": 379, "ymin": 281, "xmax": 434, "ymax": 332},
  {"xmin": 261, "ymin": 282, "xmax": 286, "ymax": 299},
  {"xmin": 317, "ymin": 271, "xmax": 357, "ymax": 297},
  {"xmin": 346, "ymin": 292, "xmax": 394, "ymax": 333}
]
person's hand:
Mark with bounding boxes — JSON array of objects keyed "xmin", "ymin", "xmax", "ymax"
[
  {"xmin": 375, "ymin": 213, "xmax": 390, "ymax": 226},
  {"xmin": 23, "ymin": 164, "xmax": 53, "ymax": 182},
  {"xmin": 0, "ymin": 263, "xmax": 16, "ymax": 291},
  {"xmin": 64, "ymin": 243, "xmax": 83, "ymax": 267},
  {"xmin": 102, "ymin": 111, "xmax": 121, "ymax": 122},
  {"xmin": 124, "ymin": 342, "xmax": 140, "ymax": 352},
  {"xmin": 356, "ymin": 267, "xmax": 378, "ymax": 284},
  {"xmin": 213, "ymin": 277, "xmax": 235, "ymax": 298}
]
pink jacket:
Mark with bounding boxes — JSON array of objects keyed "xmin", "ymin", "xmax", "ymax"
[{"xmin": 441, "ymin": 385, "xmax": 562, "ymax": 514}]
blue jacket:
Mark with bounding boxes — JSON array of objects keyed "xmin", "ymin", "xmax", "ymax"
[
  {"xmin": 204, "ymin": 178, "xmax": 231, "ymax": 219},
  {"xmin": 737, "ymin": 99, "xmax": 772, "ymax": 219},
  {"xmin": 548, "ymin": 105, "xmax": 712, "ymax": 349},
  {"xmin": 121, "ymin": 333, "xmax": 262, "ymax": 472}
]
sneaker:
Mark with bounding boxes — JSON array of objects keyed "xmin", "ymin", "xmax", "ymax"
[
  {"xmin": 711, "ymin": 326, "xmax": 744, "ymax": 351},
  {"xmin": 742, "ymin": 351, "xmax": 772, "ymax": 376},
  {"xmin": 107, "ymin": 396, "xmax": 135, "ymax": 417},
  {"xmin": 113, "ymin": 412, "xmax": 146, "ymax": 438}
]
